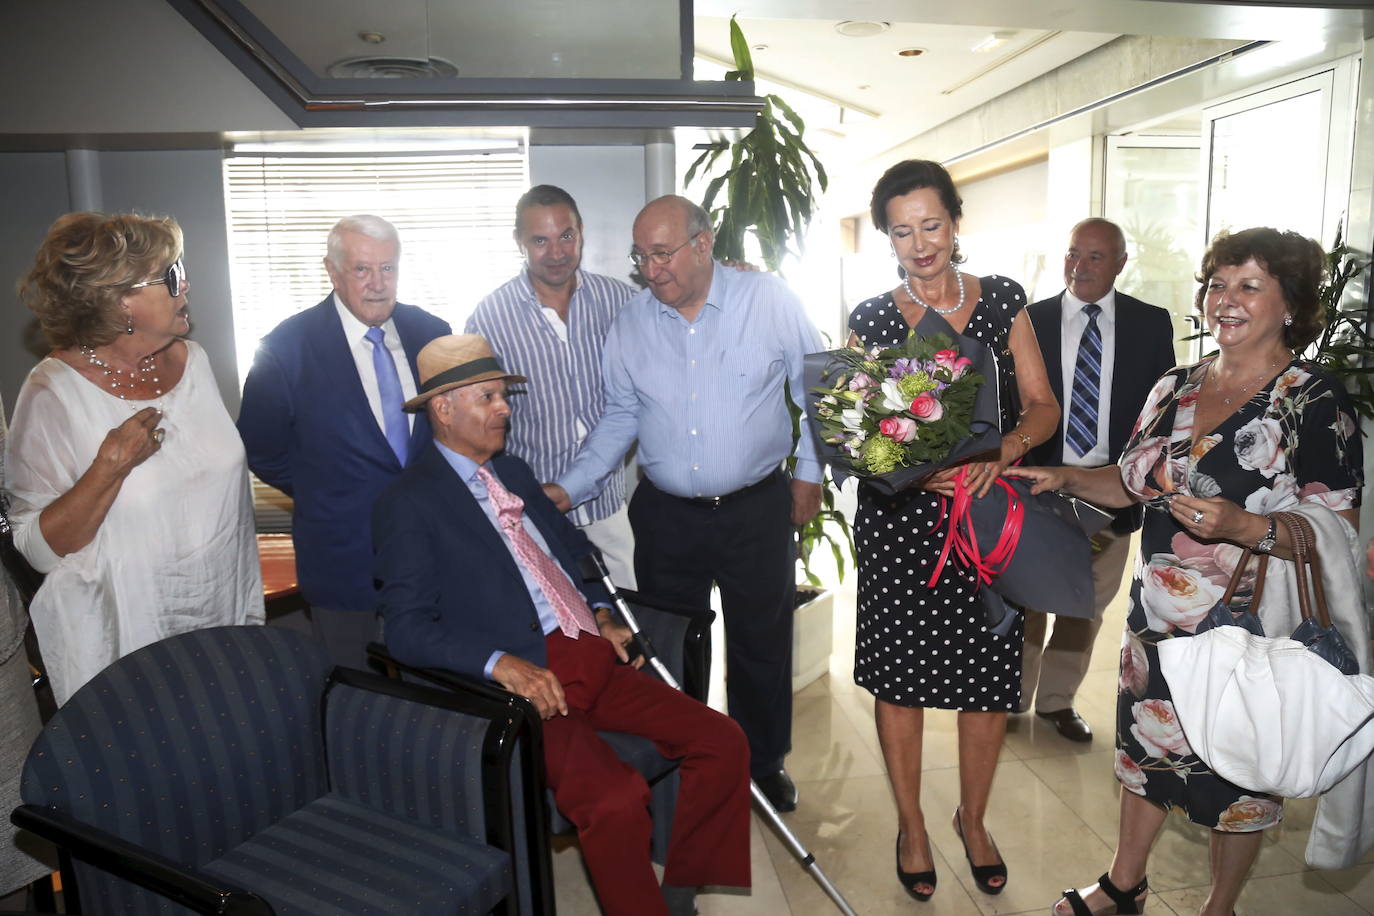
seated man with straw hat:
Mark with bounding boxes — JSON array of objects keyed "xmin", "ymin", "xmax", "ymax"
[{"xmin": 372, "ymin": 334, "xmax": 751, "ymax": 916}]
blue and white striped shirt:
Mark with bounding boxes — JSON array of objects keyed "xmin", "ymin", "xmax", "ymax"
[
  {"xmin": 466, "ymin": 270, "xmax": 634, "ymax": 526},
  {"xmin": 559, "ymin": 262, "xmax": 823, "ymax": 505}
]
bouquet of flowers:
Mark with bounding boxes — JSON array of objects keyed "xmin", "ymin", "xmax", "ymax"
[
  {"xmin": 806, "ymin": 331, "xmax": 1001, "ymax": 495},
  {"xmin": 804, "ymin": 319, "xmax": 1103, "ymax": 629}
]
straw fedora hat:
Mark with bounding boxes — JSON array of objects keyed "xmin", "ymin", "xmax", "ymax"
[{"xmin": 402, "ymin": 334, "xmax": 526, "ymax": 412}]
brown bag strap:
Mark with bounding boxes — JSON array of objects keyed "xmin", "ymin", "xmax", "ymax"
[
  {"xmin": 1219, "ymin": 546, "xmax": 1267, "ymax": 607},
  {"xmin": 1272, "ymin": 511, "xmax": 1333, "ymax": 629}
]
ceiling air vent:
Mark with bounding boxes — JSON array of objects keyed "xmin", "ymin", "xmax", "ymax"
[{"xmin": 326, "ymin": 56, "xmax": 459, "ymax": 79}]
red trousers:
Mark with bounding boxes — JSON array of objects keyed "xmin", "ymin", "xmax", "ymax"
[{"xmin": 542, "ymin": 632, "xmax": 751, "ymax": 916}]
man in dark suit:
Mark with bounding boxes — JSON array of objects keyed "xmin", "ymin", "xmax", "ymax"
[
  {"xmin": 237, "ymin": 214, "xmax": 451, "ymax": 669},
  {"xmin": 1021, "ymin": 218, "xmax": 1176, "ymax": 742},
  {"xmin": 373, "ymin": 335, "xmax": 750, "ymax": 916}
]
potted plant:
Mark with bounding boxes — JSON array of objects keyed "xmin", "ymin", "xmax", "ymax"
[{"xmin": 686, "ymin": 17, "xmax": 848, "ymax": 690}]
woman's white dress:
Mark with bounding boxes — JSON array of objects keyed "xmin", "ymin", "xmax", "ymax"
[{"xmin": 4, "ymin": 341, "xmax": 263, "ymax": 705}]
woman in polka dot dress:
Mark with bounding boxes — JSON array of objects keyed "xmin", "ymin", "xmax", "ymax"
[{"xmin": 848, "ymin": 160, "xmax": 1060, "ymax": 902}]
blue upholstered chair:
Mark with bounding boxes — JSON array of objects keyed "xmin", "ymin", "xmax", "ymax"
[
  {"xmin": 370, "ymin": 588, "xmax": 715, "ymax": 916},
  {"xmin": 12, "ymin": 625, "xmax": 537, "ymax": 915}
]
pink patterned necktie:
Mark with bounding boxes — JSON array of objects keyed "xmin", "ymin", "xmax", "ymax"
[{"xmin": 476, "ymin": 465, "xmax": 599, "ymax": 638}]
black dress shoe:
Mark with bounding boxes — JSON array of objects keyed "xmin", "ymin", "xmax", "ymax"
[
  {"xmin": 754, "ymin": 768, "xmax": 798, "ymax": 812},
  {"xmin": 1037, "ymin": 708, "xmax": 1093, "ymax": 743}
]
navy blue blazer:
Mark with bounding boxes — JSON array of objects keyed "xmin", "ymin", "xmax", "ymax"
[
  {"xmin": 1027, "ymin": 290, "xmax": 1176, "ymax": 533},
  {"xmin": 372, "ymin": 447, "xmax": 611, "ymax": 680},
  {"xmin": 238, "ymin": 296, "xmax": 451, "ymax": 611}
]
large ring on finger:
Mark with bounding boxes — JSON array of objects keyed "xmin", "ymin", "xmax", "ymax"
[
  {"xmin": 152, "ymin": 428, "xmax": 165, "ymax": 444},
  {"xmin": 1191, "ymin": 510, "xmax": 1204, "ymax": 524}
]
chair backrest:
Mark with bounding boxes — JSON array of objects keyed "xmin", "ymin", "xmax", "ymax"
[{"xmin": 22, "ymin": 626, "xmax": 331, "ymax": 911}]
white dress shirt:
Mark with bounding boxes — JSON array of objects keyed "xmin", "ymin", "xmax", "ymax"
[
  {"xmin": 1058, "ymin": 288, "xmax": 1117, "ymax": 467},
  {"xmin": 333, "ymin": 294, "xmax": 417, "ymax": 435}
]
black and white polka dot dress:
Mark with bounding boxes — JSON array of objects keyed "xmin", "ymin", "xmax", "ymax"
[{"xmin": 849, "ymin": 278, "xmax": 1026, "ymax": 711}]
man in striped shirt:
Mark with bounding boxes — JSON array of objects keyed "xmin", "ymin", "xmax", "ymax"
[{"xmin": 466, "ymin": 186, "xmax": 638, "ymax": 588}]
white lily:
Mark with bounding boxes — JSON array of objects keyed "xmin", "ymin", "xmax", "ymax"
[
  {"xmin": 880, "ymin": 379, "xmax": 909, "ymax": 412},
  {"xmin": 840, "ymin": 405, "xmax": 866, "ymax": 430}
]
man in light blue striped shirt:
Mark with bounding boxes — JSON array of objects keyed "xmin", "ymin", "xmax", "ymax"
[
  {"xmin": 547, "ymin": 195, "xmax": 823, "ymax": 812},
  {"xmin": 466, "ymin": 186, "xmax": 638, "ymax": 587}
]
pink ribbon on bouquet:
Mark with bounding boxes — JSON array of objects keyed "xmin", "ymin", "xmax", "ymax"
[{"xmin": 926, "ymin": 465, "xmax": 1025, "ymax": 589}]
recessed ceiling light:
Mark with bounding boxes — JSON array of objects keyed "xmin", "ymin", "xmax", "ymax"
[
  {"xmin": 971, "ymin": 32, "xmax": 1016, "ymax": 53},
  {"xmin": 895, "ymin": 47, "xmax": 926, "ymax": 58},
  {"xmin": 834, "ymin": 20, "xmax": 890, "ymax": 38},
  {"xmin": 857, "ymin": 84, "xmax": 871, "ymax": 90},
  {"xmin": 752, "ymin": 43, "xmax": 768, "ymax": 52},
  {"xmin": 358, "ymin": 31, "xmax": 385, "ymax": 44}
]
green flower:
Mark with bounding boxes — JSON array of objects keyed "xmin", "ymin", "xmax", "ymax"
[
  {"xmin": 897, "ymin": 371, "xmax": 938, "ymax": 400},
  {"xmin": 861, "ymin": 436, "xmax": 907, "ymax": 474}
]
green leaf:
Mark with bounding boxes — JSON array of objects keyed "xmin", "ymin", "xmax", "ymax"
[{"xmin": 728, "ymin": 16, "xmax": 754, "ymax": 80}]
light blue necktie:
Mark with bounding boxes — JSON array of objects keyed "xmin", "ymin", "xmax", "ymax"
[
  {"xmin": 364, "ymin": 326, "xmax": 409, "ymax": 465},
  {"xmin": 1065, "ymin": 303, "xmax": 1102, "ymax": 458}
]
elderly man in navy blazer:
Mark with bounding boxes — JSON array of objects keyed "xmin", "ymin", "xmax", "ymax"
[
  {"xmin": 373, "ymin": 335, "xmax": 750, "ymax": 916},
  {"xmin": 1020, "ymin": 218, "xmax": 1175, "ymax": 742},
  {"xmin": 238, "ymin": 214, "xmax": 451, "ymax": 669}
]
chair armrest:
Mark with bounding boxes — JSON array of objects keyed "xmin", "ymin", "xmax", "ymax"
[
  {"xmin": 614, "ymin": 589, "xmax": 715, "ymax": 702},
  {"xmin": 11, "ymin": 805, "xmax": 273, "ymax": 916}
]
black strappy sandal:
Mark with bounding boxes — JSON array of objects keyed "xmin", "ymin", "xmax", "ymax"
[
  {"xmin": 953, "ymin": 807, "xmax": 1007, "ymax": 895},
  {"xmin": 895, "ymin": 833, "xmax": 937, "ymax": 901},
  {"xmin": 1056, "ymin": 872, "xmax": 1149, "ymax": 915}
]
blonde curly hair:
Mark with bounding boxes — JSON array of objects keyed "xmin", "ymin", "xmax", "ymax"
[{"xmin": 19, "ymin": 212, "xmax": 183, "ymax": 350}]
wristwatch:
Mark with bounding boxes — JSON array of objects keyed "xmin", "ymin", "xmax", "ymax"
[{"xmin": 1252, "ymin": 516, "xmax": 1277, "ymax": 554}]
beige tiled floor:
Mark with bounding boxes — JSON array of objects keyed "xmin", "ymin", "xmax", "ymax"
[{"xmin": 549, "ymin": 578, "xmax": 1374, "ymax": 915}]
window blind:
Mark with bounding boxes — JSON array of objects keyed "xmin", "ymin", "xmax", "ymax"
[{"xmin": 224, "ymin": 149, "xmax": 529, "ymax": 383}]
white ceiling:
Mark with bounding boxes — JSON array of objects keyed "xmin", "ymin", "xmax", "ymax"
[{"xmin": 695, "ymin": 17, "xmax": 1116, "ymax": 165}]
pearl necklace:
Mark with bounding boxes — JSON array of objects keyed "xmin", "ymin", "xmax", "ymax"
[
  {"xmin": 80, "ymin": 346, "xmax": 162, "ymax": 398},
  {"xmin": 1207, "ymin": 355, "xmax": 1286, "ymax": 406},
  {"xmin": 903, "ymin": 268, "xmax": 965, "ymax": 315}
]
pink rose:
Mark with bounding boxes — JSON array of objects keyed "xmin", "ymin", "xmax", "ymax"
[
  {"xmin": 1233, "ymin": 416, "xmax": 1286, "ymax": 479},
  {"xmin": 1139, "ymin": 554, "xmax": 1224, "ymax": 633},
  {"xmin": 1130, "ymin": 698, "xmax": 1191, "ymax": 758},
  {"xmin": 1169, "ymin": 535, "xmax": 1248, "ymax": 590},
  {"xmin": 1119, "ymin": 634, "xmax": 1149, "ymax": 698},
  {"xmin": 908, "ymin": 393, "xmax": 944, "ymax": 422},
  {"xmin": 1114, "ymin": 750, "xmax": 1148, "ymax": 794},
  {"xmin": 950, "ymin": 357, "xmax": 974, "ymax": 379},
  {"xmin": 1217, "ymin": 796, "xmax": 1282, "ymax": 832},
  {"xmin": 878, "ymin": 416, "xmax": 918, "ymax": 443},
  {"xmin": 1120, "ymin": 436, "xmax": 1169, "ymax": 499},
  {"xmin": 932, "ymin": 349, "xmax": 959, "ymax": 373}
]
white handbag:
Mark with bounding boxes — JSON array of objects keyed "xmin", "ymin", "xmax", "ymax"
[{"xmin": 1158, "ymin": 512, "xmax": 1374, "ymax": 798}]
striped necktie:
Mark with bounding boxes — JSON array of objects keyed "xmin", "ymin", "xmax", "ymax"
[
  {"xmin": 477, "ymin": 465, "xmax": 599, "ymax": 639},
  {"xmin": 364, "ymin": 326, "xmax": 409, "ymax": 465},
  {"xmin": 1065, "ymin": 303, "xmax": 1102, "ymax": 458}
]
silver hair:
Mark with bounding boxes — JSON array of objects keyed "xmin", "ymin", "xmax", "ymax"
[
  {"xmin": 681, "ymin": 199, "xmax": 712, "ymax": 238},
  {"xmin": 326, "ymin": 214, "xmax": 401, "ymax": 267}
]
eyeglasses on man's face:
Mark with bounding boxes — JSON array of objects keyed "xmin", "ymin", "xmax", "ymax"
[
  {"xmin": 628, "ymin": 232, "xmax": 702, "ymax": 269},
  {"xmin": 129, "ymin": 258, "xmax": 187, "ymax": 298}
]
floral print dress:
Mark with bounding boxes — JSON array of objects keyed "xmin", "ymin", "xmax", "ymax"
[{"xmin": 1115, "ymin": 358, "xmax": 1363, "ymax": 829}]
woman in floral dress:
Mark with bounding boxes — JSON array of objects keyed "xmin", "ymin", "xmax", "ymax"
[{"xmin": 1013, "ymin": 227, "xmax": 1363, "ymax": 916}]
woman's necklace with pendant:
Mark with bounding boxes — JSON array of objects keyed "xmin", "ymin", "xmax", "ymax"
[
  {"xmin": 904, "ymin": 268, "xmax": 965, "ymax": 315},
  {"xmin": 1208, "ymin": 355, "xmax": 1285, "ymax": 406},
  {"xmin": 80, "ymin": 346, "xmax": 163, "ymax": 399}
]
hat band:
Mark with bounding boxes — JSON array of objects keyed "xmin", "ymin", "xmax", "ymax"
[{"xmin": 419, "ymin": 357, "xmax": 504, "ymax": 393}]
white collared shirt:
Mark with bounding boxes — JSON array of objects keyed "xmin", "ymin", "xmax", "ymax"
[
  {"xmin": 333, "ymin": 293, "xmax": 417, "ymax": 435},
  {"xmin": 1058, "ymin": 288, "xmax": 1117, "ymax": 467}
]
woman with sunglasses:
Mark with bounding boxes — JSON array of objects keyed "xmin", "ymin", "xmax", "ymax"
[{"xmin": 5, "ymin": 212, "xmax": 262, "ymax": 705}]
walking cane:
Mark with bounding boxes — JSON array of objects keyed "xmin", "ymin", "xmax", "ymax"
[{"xmin": 579, "ymin": 553, "xmax": 859, "ymax": 916}]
